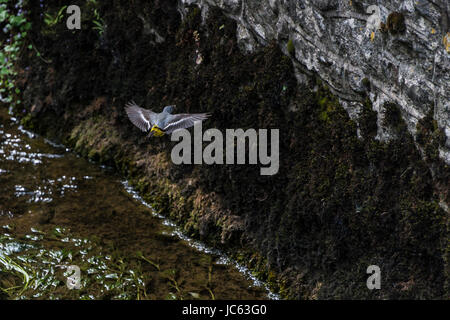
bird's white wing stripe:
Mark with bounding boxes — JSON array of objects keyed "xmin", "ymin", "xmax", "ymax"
[
  {"xmin": 137, "ymin": 109, "xmax": 151, "ymax": 128},
  {"xmin": 165, "ymin": 118, "xmax": 187, "ymax": 128},
  {"xmin": 163, "ymin": 114, "xmax": 209, "ymax": 133},
  {"xmin": 125, "ymin": 102, "xmax": 155, "ymax": 132}
]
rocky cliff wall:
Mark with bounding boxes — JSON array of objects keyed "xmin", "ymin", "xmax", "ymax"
[{"xmin": 179, "ymin": 0, "xmax": 450, "ymax": 164}]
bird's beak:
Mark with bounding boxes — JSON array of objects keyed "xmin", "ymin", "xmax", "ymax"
[{"xmin": 147, "ymin": 131, "xmax": 154, "ymax": 138}]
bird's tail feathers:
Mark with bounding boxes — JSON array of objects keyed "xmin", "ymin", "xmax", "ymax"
[{"xmin": 194, "ymin": 112, "xmax": 211, "ymax": 120}]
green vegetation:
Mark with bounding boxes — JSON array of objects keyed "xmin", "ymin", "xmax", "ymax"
[
  {"xmin": 43, "ymin": 5, "xmax": 67, "ymax": 27},
  {"xmin": 0, "ymin": 227, "xmax": 150, "ymax": 299},
  {"xmin": 361, "ymin": 77, "xmax": 370, "ymax": 91},
  {"xmin": 88, "ymin": 0, "xmax": 105, "ymax": 36},
  {"xmin": 92, "ymin": 18, "xmax": 105, "ymax": 36},
  {"xmin": 0, "ymin": 0, "xmax": 32, "ymax": 106},
  {"xmin": 416, "ymin": 108, "xmax": 446, "ymax": 161},
  {"xmin": 287, "ymin": 39, "xmax": 295, "ymax": 56},
  {"xmin": 0, "ymin": 251, "xmax": 31, "ymax": 297}
]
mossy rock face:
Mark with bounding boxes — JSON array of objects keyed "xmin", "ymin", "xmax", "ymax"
[
  {"xmin": 287, "ymin": 39, "xmax": 295, "ymax": 56},
  {"xmin": 359, "ymin": 99, "xmax": 378, "ymax": 139},
  {"xmin": 383, "ymin": 102, "xmax": 402, "ymax": 127},
  {"xmin": 361, "ymin": 77, "xmax": 370, "ymax": 90},
  {"xmin": 416, "ymin": 109, "xmax": 446, "ymax": 161},
  {"xmin": 387, "ymin": 12, "xmax": 406, "ymax": 34},
  {"xmin": 383, "ymin": 102, "xmax": 407, "ymax": 134}
]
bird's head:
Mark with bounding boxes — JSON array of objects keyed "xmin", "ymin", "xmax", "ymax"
[
  {"xmin": 163, "ymin": 105, "xmax": 176, "ymax": 114},
  {"xmin": 149, "ymin": 125, "xmax": 165, "ymax": 137}
]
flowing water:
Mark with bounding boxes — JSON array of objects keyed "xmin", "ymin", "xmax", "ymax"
[{"xmin": 0, "ymin": 108, "xmax": 272, "ymax": 300}]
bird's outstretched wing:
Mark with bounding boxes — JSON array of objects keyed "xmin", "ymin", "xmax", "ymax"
[
  {"xmin": 125, "ymin": 101, "xmax": 157, "ymax": 132},
  {"xmin": 163, "ymin": 113, "xmax": 210, "ymax": 134}
]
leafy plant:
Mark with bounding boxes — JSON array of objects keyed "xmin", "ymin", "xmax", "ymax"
[
  {"xmin": 43, "ymin": 5, "xmax": 67, "ymax": 27},
  {"xmin": 0, "ymin": 0, "xmax": 32, "ymax": 106},
  {"xmin": 92, "ymin": 18, "xmax": 105, "ymax": 35},
  {"xmin": 0, "ymin": 253, "xmax": 31, "ymax": 297},
  {"xmin": 86, "ymin": 0, "xmax": 105, "ymax": 36},
  {"xmin": 137, "ymin": 251, "xmax": 160, "ymax": 271},
  {"xmin": 92, "ymin": 8, "xmax": 105, "ymax": 36}
]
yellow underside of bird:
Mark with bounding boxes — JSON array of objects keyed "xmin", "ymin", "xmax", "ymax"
[{"xmin": 151, "ymin": 125, "xmax": 165, "ymax": 137}]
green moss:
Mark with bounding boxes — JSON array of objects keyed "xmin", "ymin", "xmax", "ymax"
[
  {"xmin": 87, "ymin": 149, "xmax": 99, "ymax": 161},
  {"xmin": 416, "ymin": 109, "xmax": 446, "ymax": 161},
  {"xmin": 20, "ymin": 114, "xmax": 35, "ymax": 129},
  {"xmin": 361, "ymin": 77, "xmax": 370, "ymax": 90},
  {"xmin": 359, "ymin": 98, "xmax": 378, "ymax": 139},
  {"xmin": 383, "ymin": 102, "xmax": 401, "ymax": 127},
  {"xmin": 383, "ymin": 102, "xmax": 407, "ymax": 134},
  {"xmin": 287, "ymin": 39, "xmax": 295, "ymax": 56},
  {"xmin": 187, "ymin": 6, "xmax": 201, "ymax": 23}
]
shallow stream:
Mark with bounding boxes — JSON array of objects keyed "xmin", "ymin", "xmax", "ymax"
[{"xmin": 0, "ymin": 108, "xmax": 273, "ymax": 300}]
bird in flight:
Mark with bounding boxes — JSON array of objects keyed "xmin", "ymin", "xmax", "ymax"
[{"xmin": 125, "ymin": 101, "xmax": 210, "ymax": 137}]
